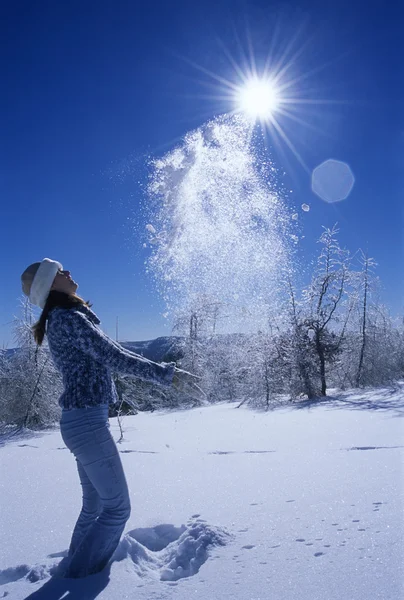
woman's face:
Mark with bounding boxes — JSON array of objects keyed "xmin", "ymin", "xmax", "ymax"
[{"xmin": 51, "ymin": 269, "xmax": 79, "ymax": 294}]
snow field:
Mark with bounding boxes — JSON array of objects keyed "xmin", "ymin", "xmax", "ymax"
[{"xmin": 0, "ymin": 390, "xmax": 403, "ymax": 599}]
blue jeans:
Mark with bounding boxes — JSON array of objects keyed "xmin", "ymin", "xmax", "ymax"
[{"xmin": 59, "ymin": 404, "xmax": 131, "ymax": 578}]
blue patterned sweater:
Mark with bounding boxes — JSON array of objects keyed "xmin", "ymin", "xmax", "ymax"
[{"xmin": 46, "ymin": 303, "xmax": 175, "ymax": 410}]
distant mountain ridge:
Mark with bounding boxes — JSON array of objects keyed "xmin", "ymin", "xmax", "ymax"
[
  {"xmin": 0, "ymin": 336, "xmax": 185, "ymax": 364},
  {"xmin": 120, "ymin": 336, "xmax": 185, "ymax": 362}
]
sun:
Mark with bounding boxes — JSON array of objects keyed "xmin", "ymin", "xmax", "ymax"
[
  {"xmin": 168, "ymin": 28, "xmax": 337, "ymax": 173},
  {"xmin": 237, "ymin": 78, "xmax": 280, "ymax": 120}
]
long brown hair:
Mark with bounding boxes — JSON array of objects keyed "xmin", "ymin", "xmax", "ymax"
[{"xmin": 32, "ymin": 291, "xmax": 92, "ymax": 346}]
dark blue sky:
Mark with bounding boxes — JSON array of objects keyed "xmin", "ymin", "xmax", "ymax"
[{"xmin": 1, "ymin": 0, "xmax": 403, "ymax": 347}]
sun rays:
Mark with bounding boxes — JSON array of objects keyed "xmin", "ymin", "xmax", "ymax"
[{"xmin": 169, "ymin": 27, "xmax": 343, "ymax": 175}]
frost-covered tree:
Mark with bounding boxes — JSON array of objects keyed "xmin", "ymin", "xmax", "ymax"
[
  {"xmin": 0, "ymin": 297, "xmax": 62, "ymax": 428},
  {"xmin": 353, "ymin": 251, "xmax": 379, "ymax": 387},
  {"xmin": 328, "ymin": 249, "xmax": 404, "ymax": 389},
  {"xmin": 235, "ymin": 330, "xmax": 287, "ymax": 408},
  {"xmin": 302, "ymin": 225, "xmax": 351, "ymax": 396},
  {"xmin": 283, "ymin": 275, "xmax": 320, "ymax": 399}
]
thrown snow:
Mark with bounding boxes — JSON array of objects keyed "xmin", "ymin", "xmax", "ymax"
[{"xmin": 0, "ymin": 386, "xmax": 403, "ymax": 599}]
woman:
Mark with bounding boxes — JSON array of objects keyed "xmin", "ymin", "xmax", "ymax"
[{"xmin": 20, "ymin": 257, "xmax": 190, "ymax": 579}]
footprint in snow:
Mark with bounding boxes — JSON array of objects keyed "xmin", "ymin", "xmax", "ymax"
[
  {"xmin": 209, "ymin": 450, "xmax": 275, "ymax": 455},
  {"xmin": 345, "ymin": 445, "xmax": 404, "ymax": 451},
  {"xmin": 0, "ymin": 519, "xmax": 232, "ymax": 586},
  {"xmin": 123, "ymin": 523, "xmax": 187, "ymax": 552},
  {"xmin": 243, "ymin": 450, "xmax": 275, "ymax": 454},
  {"xmin": 0, "ymin": 558, "xmax": 68, "ymax": 585},
  {"xmin": 120, "ymin": 449, "xmax": 158, "ymax": 454},
  {"xmin": 0, "ymin": 565, "xmax": 31, "ymax": 585},
  {"xmin": 17, "ymin": 444, "xmax": 38, "ymax": 448},
  {"xmin": 112, "ymin": 518, "xmax": 233, "ymax": 582}
]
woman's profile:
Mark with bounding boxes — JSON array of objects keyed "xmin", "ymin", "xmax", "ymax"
[{"xmin": 20, "ymin": 257, "xmax": 194, "ymax": 578}]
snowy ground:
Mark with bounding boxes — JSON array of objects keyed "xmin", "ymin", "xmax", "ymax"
[{"xmin": 0, "ymin": 386, "xmax": 403, "ymax": 600}]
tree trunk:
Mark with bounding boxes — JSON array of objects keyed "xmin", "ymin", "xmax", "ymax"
[
  {"xmin": 356, "ymin": 258, "xmax": 368, "ymax": 387},
  {"xmin": 23, "ymin": 357, "xmax": 48, "ymax": 428},
  {"xmin": 264, "ymin": 361, "xmax": 270, "ymax": 409},
  {"xmin": 315, "ymin": 329, "xmax": 327, "ymax": 396},
  {"xmin": 298, "ymin": 358, "xmax": 316, "ymax": 400}
]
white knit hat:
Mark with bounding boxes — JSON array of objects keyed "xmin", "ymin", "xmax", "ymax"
[{"xmin": 21, "ymin": 258, "xmax": 63, "ymax": 309}]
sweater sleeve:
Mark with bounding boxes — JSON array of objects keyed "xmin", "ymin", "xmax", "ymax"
[{"xmin": 61, "ymin": 309, "xmax": 175, "ymax": 387}]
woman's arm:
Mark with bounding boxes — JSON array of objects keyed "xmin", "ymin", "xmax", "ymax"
[{"xmin": 59, "ymin": 309, "xmax": 175, "ymax": 386}]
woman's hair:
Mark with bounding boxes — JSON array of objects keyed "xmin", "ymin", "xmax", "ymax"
[{"xmin": 32, "ymin": 291, "xmax": 92, "ymax": 346}]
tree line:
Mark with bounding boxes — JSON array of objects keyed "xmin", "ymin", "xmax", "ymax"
[{"xmin": 1, "ymin": 225, "xmax": 403, "ymax": 429}]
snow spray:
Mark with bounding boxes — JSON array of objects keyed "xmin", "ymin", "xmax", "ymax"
[{"xmin": 145, "ymin": 114, "xmax": 296, "ymax": 335}]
